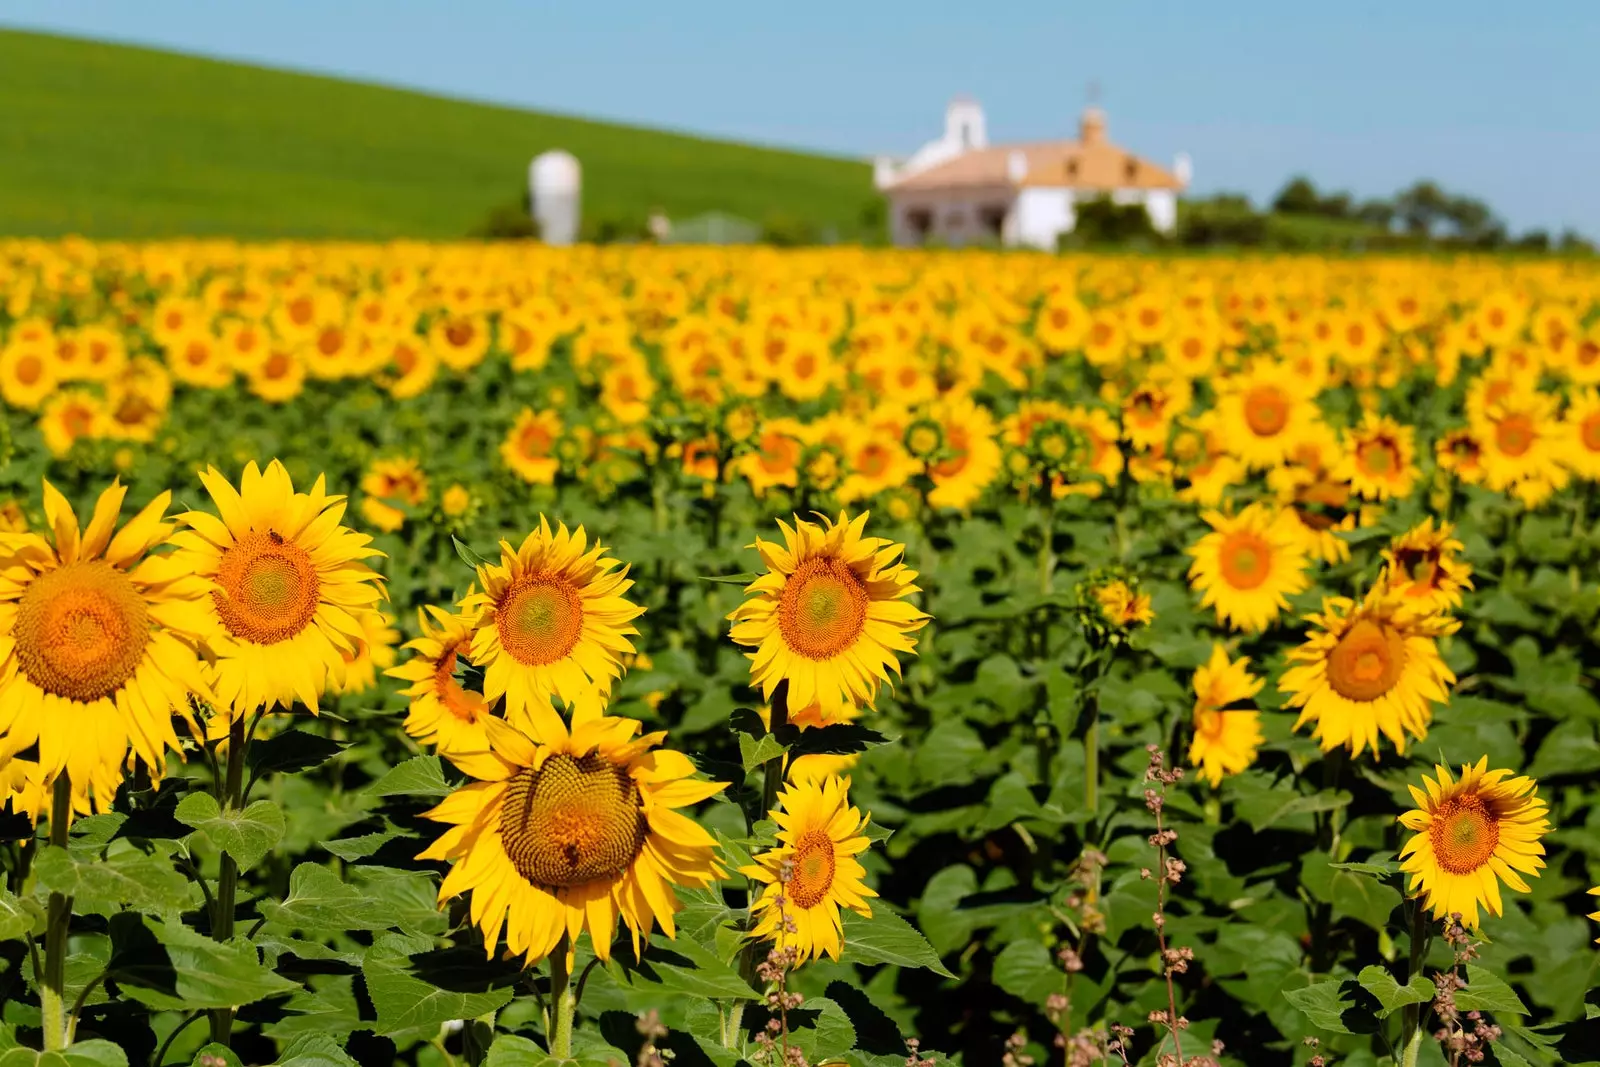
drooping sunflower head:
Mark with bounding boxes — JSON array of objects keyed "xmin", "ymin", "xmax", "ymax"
[
  {"xmin": 172, "ymin": 459, "xmax": 387, "ymax": 718},
  {"xmin": 0, "ymin": 480, "xmax": 214, "ymax": 813},
  {"xmin": 1090, "ymin": 578, "xmax": 1154, "ymax": 630},
  {"xmin": 1398, "ymin": 757, "xmax": 1550, "ymax": 929},
  {"xmin": 420, "ymin": 710, "xmax": 726, "ymax": 964},
  {"xmin": 390, "ymin": 603, "xmax": 496, "ymax": 776},
  {"xmin": 459, "ymin": 518, "xmax": 644, "ymax": 736},
  {"xmin": 1379, "ymin": 518, "xmax": 1473, "ymax": 613},
  {"xmin": 1279, "ymin": 589, "xmax": 1457, "ymax": 759},
  {"xmin": 1188, "ymin": 643, "xmax": 1265, "ymax": 788},
  {"xmin": 728, "ymin": 511, "xmax": 929, "ymax": 717},
  {"xmin": 739, "ymin": 773, "xmax": 877, "ymax": 964},
  {"xmin": 1185, "ymin": 503, "xmax": 1310, "ymax": 633}
]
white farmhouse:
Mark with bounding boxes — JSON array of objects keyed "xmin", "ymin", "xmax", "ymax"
[{"xmin": 874, "ymin": 98, "xmax": 1191, "ymax": 249}]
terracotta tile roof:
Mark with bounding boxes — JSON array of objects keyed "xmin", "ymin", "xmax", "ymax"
[{"xmin": 886, "ymin": 138, "xmax": 1183, "ymax": 193}]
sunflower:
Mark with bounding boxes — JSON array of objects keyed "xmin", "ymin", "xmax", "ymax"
[
  {"xmin": 0, "ymin": 481, "xmax": 213, "ymax": 812},
  {"xmin": 1379, "ymin": 519, "xmax": 1473, "ymax": 614},
  {"xmin": 739, "ymin": 774, "xmax": 876, "ymax": 964},
  {"xmin": 247, "ymin": 348, "xmax": 307, "ymax": 404},
  {"xmin": 500, "ymin": 408, "xmax": 564, "ymax": 486},
  {"xmin": 1093, "ymin": 579, "xmax": 1153, "ymax": 628},
  {"xmin": 1589, "ymin": 888, "xmax": 1600, "ymax": 943},
  {"xmin": 1557, "ymin": 388, "xmax": 1600, "ymax": 480},
  {"xmin": 729, "ymin": 512, "xmax": 928, "ymax": 719},
  {"xmin": 1334, "ymin": 413, "xmax": 1418, "ymax": 501},
  {"xmin": 458, "ymin": 519, "xmax": 644, "ymax": 733},
  {"xmin": 0, "ymin": 342, "xmax": 59, "ymax": 410},
  {"xmin": 1185, "ymin": 504, "xmax": 1309, "ymax": 633},
  {"xmin": 1435, "ymin": 428, "xmax": 1486, "ymax": 486},
  {"xmin": 171, "ymin": 460, "xmax": 388, "ymax": 718},
  {"xmin": 1280, "ymin": 589, "xmax": 1456, "ymax": 758},
  {"xmin": 1472, "ymin": 390, "xmax": 1562, "ymax": 498},
  {"xmin": 332, "ymin": 610, "xmax": 399, "ymax": 696},
  {"xmin": 1397, "ymin": 758, "xmax": 1550, "ymax": 929},
  {"xmin": 924, "ymin": 396, "xmax": 1003, "ymax": 511},
  {"xmin": 419, "ymin": 710, "xmax": 726, "ymax": 964},
  {"xmin": 1215, "ymin": 360, "xmax": 1322, "ymax": 470},
  {"xmin": 836, "ymin": 428, "xmax": 916, "ymax": 505},
  {"xmin": 1188, "ymin": 643, "xmax": 1264, "ymax": 787},
  {"xmin": 390, "ymin": 604, "xmax": 497, "ymax": 776},
  {"xmin": 39, "ymin": 389, "xmax": 107, "ymax": 458}
]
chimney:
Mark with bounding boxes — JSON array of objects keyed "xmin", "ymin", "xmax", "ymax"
[
  {"xmin": 1007, "ymin": 150, "xmax": 1028, "ymax": 183},
  {"xmin": 1080, "ymin": 106, "xmax": 1106, "ymax": 146},
  {"xmin": 1174, "ymin": 152, "xmax": 1193, "ymax": 187}
]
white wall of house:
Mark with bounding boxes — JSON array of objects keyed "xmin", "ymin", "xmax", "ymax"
[
  {"xmin": 1014, "ymin": 188, "xmax": 1074, "ymax": 250},
  {"xmin": 875, "ymin": 98, "xmax": 988, "ymax": 189}
]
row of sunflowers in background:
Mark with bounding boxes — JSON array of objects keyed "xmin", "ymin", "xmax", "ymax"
[{"xmin": 0, "ymin": 240, "xmax": 1596, "ymax": 1066}]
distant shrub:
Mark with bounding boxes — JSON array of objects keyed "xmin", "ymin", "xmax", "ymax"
[
  {"xmin": 1060, "ymin": 197, "xmax": 1161, "ymax": 249},
  {"xmin": 760, "ymin": 212, "xmax": 817, "ymax": 247}
]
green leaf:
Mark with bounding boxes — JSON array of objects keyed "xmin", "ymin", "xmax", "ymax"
[
  {"xmin": 274, "ymin": 1033, "xmax": 361, "ymax": 1067},
  {"xmin": 257, "ymin": 863, "xmax": 395, "ymax": 935},
  {"xmin": 615, "ymin": 934, "xmax": 759, "ymax": 1000},
  {"xmin": 66, "ymin": 814, "xmax": 127, "ymax": 855},
  {"xmin": 738, "ymin": 732, "xmax": 785, "ymax": 773},
  {"xmin": 452, "ymin": 535, "xmax": 494, "ymax": 570},
  {"xmin": 0, "ymin": 1041, "xmax": 130, "ymax": 1067},
  {"xmin": 1455, "ymin": 965, "xmax": 1529, "ymax": 1016},
  {"xmin": 1356, "ymin": 965, "xmax": 1434, "ymax": 1018},
  {"xmin": 1490, "ymin": 1046, "xmax": 1534, "ymax": 1067},
  {"xmin": 175, "ymin": 793, "xmax": 285, "ymax": 874},
  {"xmin": 362, "ymin": 932, "xmax": 515, "ymax": 1036},
  {"xmin": 321, "ymin": 829, "xmax": 400, "ymax": 861},
  {"xmin": 0, "ymin": 889, "xmax": 42, "ymax": 941},
  {"xmin": 31, "ymin": 844, "xmax": 192, "ymax": 920},
  {"xmin": 365, "ymin": 755, "xmax": 451, "ymax": 797},
  {"xmin": 1329, "ymin": 858, "xmax": 1400, "ymax": 879},
  {"xmin": 107, "ymin": 914, "xmax": 299, "ymax": 1011},
  {"xmin": 991, "ymin": 939, "xmax": 1060, "ymax": 1004},
  {"xmin": 247, "ymin": 730, "xmax": 348, "ymax": 776},
  {"xmin": 1283, "ymin": 979, "xmax": 1357, "ymax": 1034},
  {"xmin": 188, "ymin": 1045, "xmax": 243, "ymax": 1067},
  {"xmin": 787, "ymin": 997, "xmax": 857, "ymax": 1063},
  {"xmin": 699, "ymin": 572, "xmax": 756, "ymax": 585},
  {"xmin": 840, "ymin": 907, "xmax": 954, "ymax": 977},
  {"xmin": 1588, "ymin": 1004, "xmax": 1599, "ymax": 1020}
]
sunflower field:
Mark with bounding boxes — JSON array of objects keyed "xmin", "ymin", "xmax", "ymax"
[{"xmin": 0, "ymin": 241, "xmax": 1596, "ymax": 1067}]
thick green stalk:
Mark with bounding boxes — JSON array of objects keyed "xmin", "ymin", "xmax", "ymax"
[
  {"xmin": 209, "ymin": 714, "xmax": 248, "ymax": 1046},
  {"xmin": 1398, "ymin": 901, "xmax": 1430, "ymax": 1065},
  {"xmin": 40, "ymin": 775, "xmax": 71, "ymax": 1052},
  {"xmin": 549, "ymin": 935, "xmax": 575, "ymax": 1058}
]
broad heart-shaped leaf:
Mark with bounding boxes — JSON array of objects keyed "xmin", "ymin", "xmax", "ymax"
[
  {"xmin": 30, "ymin": 843, "xmax": 192, "ymax": 920},
  {"xmin": 840, "ymin": 907, "xmax": 955, "ymax": 977},
  {"xmin": 1454, "ymin": 965, "xmax": 1529, "ymax": 1015},
  {"xmin": 785, "ymin": 997, "xmax": 857, "ymax": 1064},
  {"xmin": 612, "ymin": 933, "xmax": 759, "ymax": 1000},
  {"xmin": 483, "ymin": 1033, "xmax": 622, "ymax": 1067},
  {"xmin": 174, "ymin": 793, "xmax": 285, "ymax": 874},
  {"xmin": 247, "ymin": 730, "xmax": 348, "ymax": 776},
  {"xmin": 0, "ymin": 889, "xmax": 42, "ymax": 941},
  {"xmin": 257, "ymin": 863, "xmax": 395, "ymax": 935},
  {"xmin": 1283, "ymin": 979, "xmax": 1357, "ymax": 1034},
  {"xmin": 362, "ymin": 932, "xmax": 515, "ymax": 1037},
  {"xmin": 107, "ymin": 913, "xmax": 299, "ymax": 1011},
  {"xmin": 0, "ymin": 1041, "xmax": 129, "ymax": 1066},
  {"xmin": 738, "ymin": 732, "xmax": 785, "ymax": 773},
  {"xmin": 990, "ymin": 939, "xmax": 1060, "ymax": 1005},
  {"xmin": 365, "ymin": 755, "xmax": 451, "ymax": 798},
  {"xmin": 1356, "ymin": 965, "xmax": 1433, "ymax": 1018},
  {"xmin": 274, "ymin": 1033, "xmax": 361, "ymax": 1067}
]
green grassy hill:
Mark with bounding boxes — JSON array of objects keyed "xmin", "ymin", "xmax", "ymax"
[{"xmin": 0, "ymin": 29, "xmax": 876, "ymax": 240}]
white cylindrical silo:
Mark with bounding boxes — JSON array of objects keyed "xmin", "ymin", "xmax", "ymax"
[{"xmin": 528, "ymin": 150, "xmax": 582, "ymax": 245}]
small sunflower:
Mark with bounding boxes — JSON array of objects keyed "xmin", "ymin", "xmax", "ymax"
[
  {"xmin": 419, "ymin": 710, "xmax": 726, "ymax": 964},
  {"xmin": 1280, "ymin": 590, "xmax": 1456, "ymax": 758},
  {"xmin": 739, "ymin": 774, "xmax": 877, "ymax": 964},
  {"xmin": 0, "ymin": 481, "xmax": 213, "ymax": 812},
  {"xmin": 1188, "ymin": 644, "xmax": 1264, "ymax": 788},
  {"xmin": 459, "ymin": 519, "xmax": 644, "ymax": 735},
  {"xmin": 390, "ymin": 604, "xmax": 495, "ymax": 776},
  {"xmin": 1185, "ymin": 503, "xmax": 1310, "ymax": 633},
  {"xmin": 1379, "ymin": 519, "xmax": 1473, "ymax": 614},
  {"xmin": 1093, "ymin": 579, "xmax": 1154, "ymax": 628},
  {"xmin": 1334, "ymin": 413, "xmax": 1419, "ymax": 501},
  {"xmin": 172, "ymin": 460, "xmax": 387, "ymax": 719},
  {"xmin": 1398, "ymin": 758, "xmax": 1550, "ymax": 929},
  {"xmin": 1215, "ymin": 360, "xmax": 1322, "ymax": 470},
  {"xmin": 729, "ymin": 512, "xmax": 928, "ymax": 719}
]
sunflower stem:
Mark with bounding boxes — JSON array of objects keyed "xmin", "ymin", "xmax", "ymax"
[
  {"xmin": 208, "ymin": 713, "xmax": 249, "ymax": 1047},
  {"xmin": 1399, "ymin": 899, "xmax": 1431, "ymax": 1065},
  {"xmin": 40, "ymin": 775, "xmax": 71, "ymax": 1052},
  {"xmin": 549, "ymin": 935, "xmax": 576, "ymax": 1058}
]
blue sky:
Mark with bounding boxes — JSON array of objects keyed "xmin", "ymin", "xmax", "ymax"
[{"xmin": 3, "ymin": 1, "xmax": 1595, "ymax": 235}]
